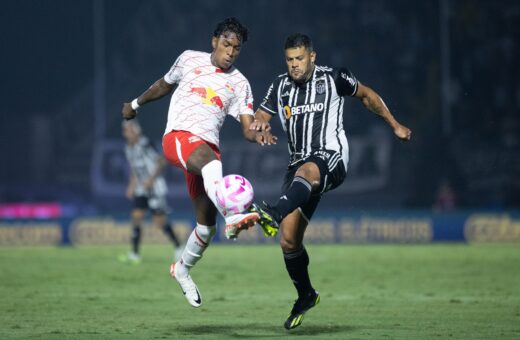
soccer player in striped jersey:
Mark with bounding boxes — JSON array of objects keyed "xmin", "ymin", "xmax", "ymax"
[
  {"xmin": 249, "ymin": 33, "xmax": 412, "ymax": 329},
  {"xmin": 122, "ymin": 18, "xmax": 273, "ymax": 308},
  {"xmin": 121, "ymin": 120, "xmax": 183, "ymax": 264}
]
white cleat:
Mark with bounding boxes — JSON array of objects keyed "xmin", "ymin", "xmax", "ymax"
[
  {"xmin": 170, "ymin": 263, "xmax": 202, "ymax": 308},
  {"xmin": 224, "ymin": 212, "xmax": 260, "ymax": 240}
]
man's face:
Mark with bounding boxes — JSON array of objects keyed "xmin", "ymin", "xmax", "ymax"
[
  {"xmin": 285, "ymin": 46, "xmax": 316, "ymax": 83},
  {"xmin": 211, "ymin": 31, "xmax": 242, "ymax": 70}
]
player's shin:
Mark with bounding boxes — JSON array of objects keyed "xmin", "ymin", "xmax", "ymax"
[
  {"xmin": 201, "ymin": 160, "xmax": 226, "ymax": 217},
  {"xmin": 131, "ymin": 225, "xmax": 141, "ymax": 254},
  {"xmin": 175, "ymin": 223, "xmax": 216, "ymax": 277},
  {"xmin": 283, "ymin": 246, "xmax": 314, "ymax": 297}
]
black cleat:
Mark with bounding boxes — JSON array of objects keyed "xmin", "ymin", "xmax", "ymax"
[
  {"xmin": 284, "ymin": 290, "xmax": 320, "ymax": 330},
  {"xmin": 248, "ymin": 202, "xmax": 281, "ymax": 237}
]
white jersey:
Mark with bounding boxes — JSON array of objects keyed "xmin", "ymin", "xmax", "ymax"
[
  {"xmin": 125, "ymin": 136, "xmax": 167, "ymax": 197},
  {"xmin": 163, "ymin": 50, "xmax": 254, "ymax": 147}
]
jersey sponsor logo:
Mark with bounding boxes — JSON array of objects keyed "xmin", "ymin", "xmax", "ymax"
[
  {"xmin": 283, "ymin": 103, "xmax": 324, "ymax": 119},
  {"xmin": 190, "ymin": 86, "xmax": 224, "ymax": 109},
  {"xmin": 341, "ymin": 72, "xmax": 356, "ymax": 87},
  {"xmin": 316, "ymin": 81, "xmax": 326, "ymax": 94}
]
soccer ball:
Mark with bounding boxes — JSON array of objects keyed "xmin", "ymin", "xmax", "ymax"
[{"xmin": 216, "ymin": 174, "xmax": 254, "ymax": 216}]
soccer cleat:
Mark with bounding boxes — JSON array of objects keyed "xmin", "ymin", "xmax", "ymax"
[
  {"xmin": 248, "ymin": 202, "xmax": 280, "ymax": 237},
  {"xmin": 170, "ymin": 263, "xmax": 202, "ymax": 308},
  {"xmin": 284, "ymin": 290, "xmax": 320, "ymax": 330},
  {"xmin": 118, "ymin": 252, "xmax": 141, "ymax": 264},
  {"xmin": 224, "ymin": 211, "xmax": 260, "ymax": 239}
]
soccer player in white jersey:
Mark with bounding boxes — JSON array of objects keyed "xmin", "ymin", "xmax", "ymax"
[
  {"xmin": 122, "ymin": 18, "xmax": 274, "ymax": 308},
  {"xmin": 121, "ymin": 120, "xmax": 184, "ymax": 264},
  {"xmin": 249, "ymin": 33, "xmax": 412, "ymax": 329}
]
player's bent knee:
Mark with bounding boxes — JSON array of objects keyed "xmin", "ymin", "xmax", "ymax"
[{"xmin": 280, "ymin": 237, "xmax": 301, "ymax": 253}]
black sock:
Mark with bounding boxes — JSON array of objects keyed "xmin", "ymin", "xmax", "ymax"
[
  {"xmin": 131, "ymin": 225, "xmax": 141, "ymax": 254},
  {"xmin": 163, "ymin": 224, "xmax": 180, "ymax": 247},
  {"xmin": 283, "ymin": 247, "xmax": 314, "ymax": 298},
  {"xmin": 275, "ymin": 176, "xmax": 312, "ymax": 221}
]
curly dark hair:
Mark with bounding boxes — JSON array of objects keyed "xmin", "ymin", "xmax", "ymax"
[
  {"xmin": 284, "ymin": 33, "xmax": 313, "ymax": 51},
  {"xmin": 213, "ymin": 17, "xmax": 249, "ymax": 43}
]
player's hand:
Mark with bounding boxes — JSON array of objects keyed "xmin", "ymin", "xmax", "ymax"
[
  {"xmin": 125, "ymin": 187, "xmax": 134, "ymax": 200},
  {"xmin": 255, "ymin": 130, "xmax": 277, "ymax": 146},
  {"xmin": 122, "ymin": 102, "xmax": 137, "ymax": 120},
  {"xmin": 249, "ymin": 119, "xmax": 271, "ymax": 132},
  {"xmin": 394, "ymin": 124, "xmax": 412, "ymax": 141},
  {"xmin": 143, "ymin": 178, "xmax": 154, "ymax": 190}
]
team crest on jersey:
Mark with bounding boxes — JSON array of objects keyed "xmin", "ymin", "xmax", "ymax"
[
  {"xmin": 316, "ymin": 81, "xmax": 326, "ymax": 94},
  {"xmin": 225, "ymin": 82, "xmax": 234, "ymax": 93}
]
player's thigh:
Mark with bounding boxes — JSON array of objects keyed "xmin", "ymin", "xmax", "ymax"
[
  {"xmin": 280, "ymin": 209, "xmax": 308, "ymax": 252},
  {"xmin": 186, "ymin": 143, "xmax": 219, "ymax": 175},
  {"xmin": 149, "ymin": 196, "xmax": 169, "ymax": 227},
  {"xmin": 162, "ymin": 130, "xmax": 220, "ymax": 175},
  {"xmin": 192, "ymin": 193, "xmax": 218, "ymax": 226}
]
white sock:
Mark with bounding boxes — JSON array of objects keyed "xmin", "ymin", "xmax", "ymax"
[
  {"xmin": 201, "ymin": 160, "xmax": 226, "ymax": 217},
  {"xmin": 175, "ymin": 223, "xmax": 216, "ymax": 277}
]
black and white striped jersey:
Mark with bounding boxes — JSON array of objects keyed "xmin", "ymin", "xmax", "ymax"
[
  {"xmin": 125, "ymin": 136, "xmax": 167, "ymax": 197},
  {"xmin": 260, "ymin": 65, "xmax": 358, "ymax": 171}
]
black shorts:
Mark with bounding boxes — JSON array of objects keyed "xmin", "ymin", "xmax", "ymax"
[
  {"xmin": 133, "ymin": 196, "xmax": 168, "ymax": 215},
  {"xmin": 282, "ymin": 154, "xmax": 347, "ymax": 220}
]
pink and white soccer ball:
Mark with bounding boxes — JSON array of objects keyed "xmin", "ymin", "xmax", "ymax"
[{"xmin": 216, "ymin": 174, "xmax": 254, "ymax": 215}]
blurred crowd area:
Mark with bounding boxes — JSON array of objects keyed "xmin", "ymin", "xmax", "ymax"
[{"xmin": 0, "ymin": 0, "xmax": 518, "ymax": 214}]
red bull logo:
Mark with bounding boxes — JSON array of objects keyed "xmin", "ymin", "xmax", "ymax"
[{"xmin": 190, "ymin": 87, "xmax": 224, "ymax": 109}]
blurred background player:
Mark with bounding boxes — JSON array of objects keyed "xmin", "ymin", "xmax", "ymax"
[
  {"xmin": 121, "ymin": 17, "xmax": 273, "ymax": 307},
  {"xmin": 121, "ymin": 120, "xmax": 184, "ymax": 263},
  {"xmin": 250, "ymin": 33, "xmax": 412, "ymax": 329}
]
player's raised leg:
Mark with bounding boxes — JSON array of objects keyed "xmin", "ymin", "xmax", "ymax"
[{"xmin": 189, "ymin": 144, "xmax": 259, "ymax": 239}]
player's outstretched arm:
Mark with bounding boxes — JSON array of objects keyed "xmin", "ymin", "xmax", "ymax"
[
  {"xmin": 240, "ymin": 110, "xmax": 277, "ymax": 146},
  {"xmin": 355, "ymin": 82, "xmax": 412, "ymax": 141},
  {"xmin": 126, "ymin": 171, "xmax": 136, "ymax": 200},
  {"xmin": 122, "ymin": 78, "xmax": 175, "ymax": 120}
]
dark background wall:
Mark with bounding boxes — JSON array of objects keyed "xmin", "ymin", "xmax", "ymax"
[{"xmin": 1, "ymin": 0, "xmax": 518, "ymax": 214}]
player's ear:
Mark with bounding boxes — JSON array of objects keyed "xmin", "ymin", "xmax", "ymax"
[
  {"xmin": 211, "ymin": 36, "xmax": 218, "ymax": 50},
  {"xmin": 310, "ymin": 51, "xmax": 316, "ymax": 63}
]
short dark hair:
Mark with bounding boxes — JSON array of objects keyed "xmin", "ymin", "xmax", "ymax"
[
  {"xmin": 213, "ymin": 17, "xmax": 248, "ymax": 43},
  {"xmin": 284, "ymin": 33, "xmax": 313, "ymax": 51}
]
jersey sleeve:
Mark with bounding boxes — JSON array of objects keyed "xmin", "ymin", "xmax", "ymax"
[
  {"xmin": 259, "ymin": 80, "xmax": 279, "ymax": 115},
  {"xmin": 227, "ymin": 79, "xmax": 254, "ymax": 121},
  {"xmin": 333, "ymin": 67, "xmax": 359, "ymax": 97},
  {"xmin": 164, "ymin": 51, "xmax": 186, "ymax": 85}
]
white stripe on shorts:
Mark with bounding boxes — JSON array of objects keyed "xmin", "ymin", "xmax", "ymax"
[{"xmin": 175, "ymin": 138, "xmax": 187, "ymax": 169}]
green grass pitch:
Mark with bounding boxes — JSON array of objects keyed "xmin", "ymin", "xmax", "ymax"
[{"xmin": 1, "ymin": 244, "xmax": 519, "ymax": 339}]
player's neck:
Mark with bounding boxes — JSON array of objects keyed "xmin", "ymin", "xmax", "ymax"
[{"xmin": 210, "ymin": 52, "xmax": 231, "ymax": 72}]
